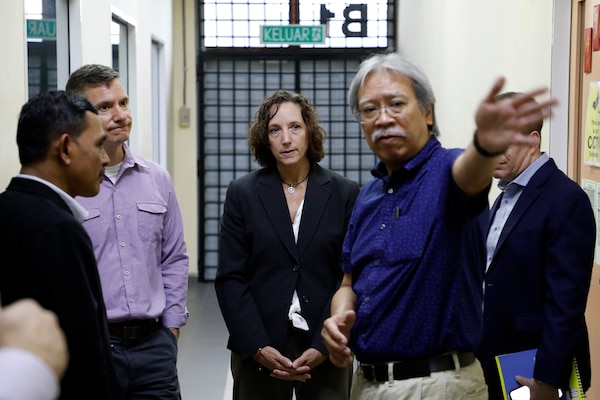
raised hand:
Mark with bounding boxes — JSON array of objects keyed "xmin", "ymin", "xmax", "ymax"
[{"xmin": 474, "ymin": 77, "xmax": 557, "ymax": 155}]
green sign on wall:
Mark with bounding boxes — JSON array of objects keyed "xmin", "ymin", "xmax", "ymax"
[
  {"xmin": 27, "ymin": 19, "xmax": 56, "ymax": 40},
  {"xmin": 260, "ymin": 25, "xmax": 326, "ymax": 44}
]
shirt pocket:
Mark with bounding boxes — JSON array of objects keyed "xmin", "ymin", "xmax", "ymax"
[
  {"xmin": 83, "ymin": 207, "xmax": 109, "ymax": 231},
  {"xmin": 384, "ymin": 214, "xmax": 429, "ymax": 264},
  {"xmin": 82, "ymin": 208, "xmax": 111, "ymax": 250},
  {"xmin": 137, "ymin": 202, "xmax": 167, "ymax": 242},
  {"xmin": 85, "ymin": 208, "xmax": 102, "ymax": 222}
]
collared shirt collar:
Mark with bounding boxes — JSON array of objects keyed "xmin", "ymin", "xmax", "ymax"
[
  {"xmin": 121, "ymin": 143, "xmax": 150, "ymax": 171},
  {"xmin": 371, "ymin": 135, "xmax": 441, "ymax": 180},
  {"xmin": 497, "ymin": 152, "xmax": 549, "ymax": 192},
  {"xmin": 16, "ymin": 174, "xmax": 89, "ymax": 222},
  {"xmin": 108, "ymin": 143, "xmax": 150, "ymax": 184}
]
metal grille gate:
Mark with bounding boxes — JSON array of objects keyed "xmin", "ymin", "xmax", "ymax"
[{"xmin": 196, "ymin": 1, "xmax": 395, "ymax": 280}]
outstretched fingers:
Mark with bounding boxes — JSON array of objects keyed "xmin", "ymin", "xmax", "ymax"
[{"xmin": 482, "ymin": 77, "xmax": 507, "ymax": 104}]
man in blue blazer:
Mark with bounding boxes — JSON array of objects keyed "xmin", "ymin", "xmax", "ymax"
[{"xmin": 477, "ymin": 93, "xmax": 595, "ymax": 400}]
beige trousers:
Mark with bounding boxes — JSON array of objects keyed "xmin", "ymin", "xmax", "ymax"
[{"xmin": 350, "ymin": 358, "xmax": 489, "ymax": 400}]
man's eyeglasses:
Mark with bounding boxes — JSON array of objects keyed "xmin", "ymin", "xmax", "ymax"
[{"xmin": 354, "ymin": 98, "xmax": 416, "ymax": 123}]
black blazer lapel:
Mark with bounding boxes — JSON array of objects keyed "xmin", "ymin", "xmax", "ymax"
[
  {"xmin": 296, "ymin": 165, "xmax": 331, "ymax": 258},
  {"xmin": 492, "ymin": 160, "xmax": 557, "ymax": 259},
  {"xmin": 257, "ymin": 170, "xmax": 298, "ymax": 260}
]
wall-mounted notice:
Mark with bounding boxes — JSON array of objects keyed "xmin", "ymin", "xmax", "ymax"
[{"xmin": 584, "ymin": 82, "xmax": 600, "ymax": 166}]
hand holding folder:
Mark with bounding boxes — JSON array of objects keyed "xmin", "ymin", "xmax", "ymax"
[{"xmin": 495, "ymin": 349, "xmax": 585, "ymax": 400}]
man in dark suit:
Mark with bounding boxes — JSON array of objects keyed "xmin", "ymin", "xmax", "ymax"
[
  {"xmin": 477, "ymin": 92, "xmax": 596, "ymax": 400},
  {"xmin": 0, "ymin": 91, "xmax": 116, "ymax": 399}
]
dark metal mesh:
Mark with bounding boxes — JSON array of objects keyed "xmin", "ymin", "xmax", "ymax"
[{"xmin": 197, "ymin": 1, "xmax": 395, "ymax": 280}]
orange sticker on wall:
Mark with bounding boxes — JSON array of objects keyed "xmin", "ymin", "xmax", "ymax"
[
  {"xmin": 595, "ymin": 5, "xmax": 600, "ymax": 51},
  {"xmin": 585, "ymin": 27, "xmax": 593, "ymax": 73}
]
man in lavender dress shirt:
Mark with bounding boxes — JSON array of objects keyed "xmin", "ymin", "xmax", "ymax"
[{"xmin": 66, "ymin": 65, "xmax": 189, "ymax": 399}]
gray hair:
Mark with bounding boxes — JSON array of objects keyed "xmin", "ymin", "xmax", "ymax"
[{"xmin": 348, "ymin": 53, "xmax": 439, "ymax": 136}]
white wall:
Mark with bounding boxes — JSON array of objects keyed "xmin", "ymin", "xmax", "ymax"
[
  {"xmin": 398, "ymin": 0, "xmax": 554, "ymax": 201},
  {"xmin": 171, "ymin": 0, "xmax": 199, "ymax": 277},
  {"xmin": 0, "ymin": 2, "xmax": 28, "ymax": 186},
  {"xmin": 399, "ymin": 0, "xmax": 553, "ymax": 151},
  {"xmin": 0, "ymin": 0, "xmax": 174, "ymax": 184},
  {"xmin": 0, "ymin": 0, "xmax": 198, "ymax": 276}
]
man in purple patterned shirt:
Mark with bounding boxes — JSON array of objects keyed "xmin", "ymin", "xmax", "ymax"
[{"xmin": 321, "ymin": 53, "xmax": 556, "ymax": 400}]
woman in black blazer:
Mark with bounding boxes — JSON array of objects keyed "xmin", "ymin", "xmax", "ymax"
[{"xmin": 215, "ymin": 90, "xmax": 359, "ymax": 400}]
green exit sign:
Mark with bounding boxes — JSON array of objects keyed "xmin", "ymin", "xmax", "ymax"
[
  {"xmin": 260, "ymin": 25, "xmax": 326, "ymax": 44},
  {"xmin": 27, "ymin": 19, "xmax": 56, "ymax": 40}
]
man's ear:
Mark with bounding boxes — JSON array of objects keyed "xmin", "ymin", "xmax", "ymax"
[
  {"xmin": 57, "ymin": 133, "xmax": 73, "ymax": 165},
  {"xmin": 530, "ymin": 130, "xmax": 541, "ymax": 147},
  {"xmin": 523, "ymin": 130, "xmax": 542, "ymax": 156},
  {"xmin": 425, "ymin": 104, "xmax": 434, "ymax": 127}
]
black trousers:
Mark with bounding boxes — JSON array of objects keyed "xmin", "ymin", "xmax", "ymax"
[{"xmin": 110, "ymin": 327, "xmax": 180, "ymax": 400}]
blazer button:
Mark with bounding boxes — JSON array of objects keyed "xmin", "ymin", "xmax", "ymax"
[
  {"xmin": 292, "ymin": 265, "xmax": 299, "ymax": 272},
  {"xmin": 301, "ymin": 295, "xmax": 309, "ymax": 303}
]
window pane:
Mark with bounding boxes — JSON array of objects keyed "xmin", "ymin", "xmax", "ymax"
[
  {"xmin": 112, "ymin": 18, "xmax": 129, "ymax": 91},
  {"xmin": 26, "ymin": 0, "xmax": 58, "ymax": 98},
  {"xmin": 201, "ymin": 0, "xmax": 390, "ymax": 49}
]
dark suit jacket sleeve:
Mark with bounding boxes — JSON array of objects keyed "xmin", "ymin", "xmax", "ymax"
[
  {"xmin": 215, "ymin": 177, "xmax": 271, "ymax": 360},
  {"xmin": 30, "ymin": 220, "xmax": 116, "ymax": 399},
  {"xmin": 533, "ymin": 186, "xmax": 595, "ymax": 387}
]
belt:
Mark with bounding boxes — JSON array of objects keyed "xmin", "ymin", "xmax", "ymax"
[
  {"xmin": 108, "ymin": 318, "xmax": 162, "ymax": 340},
  {"xmin": 360, "ymin": 351, "xmax": 475, "ymax": 382}
]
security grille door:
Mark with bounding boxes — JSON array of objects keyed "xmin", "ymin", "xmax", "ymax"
[{"xmin": 197, "ymin": 0, "xmax": 395, "ymax": 280}]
